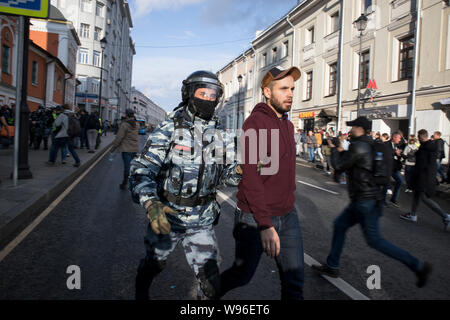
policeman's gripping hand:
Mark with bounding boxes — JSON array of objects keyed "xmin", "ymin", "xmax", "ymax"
[{"xmin": 145, "ymin": 201, "xmax": 177, "ymax": 235}]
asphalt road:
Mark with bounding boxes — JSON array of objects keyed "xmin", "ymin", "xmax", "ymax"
[{"xmin": 0, "ymin": 137, "xmax": 449, "ymax": 300}]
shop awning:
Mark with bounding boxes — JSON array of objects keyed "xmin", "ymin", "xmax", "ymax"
[{"xmin": 317, "ymin": 109, "xmax": 337, "ymax": 118}]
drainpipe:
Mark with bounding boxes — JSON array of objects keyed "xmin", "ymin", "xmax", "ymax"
[
  {"xmin": 286, "ymin": 14, "xmax": 296, "ymax": 122},
  {"xmin": 409, "ymin": 0, "xmax": 422, "ymax": 136},
  {"xmin": 251, "ymin": 44, "xmax": 257, "ymax": 110},
  {"xmin": 337, "ymin": 0, "xmax": 345, "ymax": 133}
]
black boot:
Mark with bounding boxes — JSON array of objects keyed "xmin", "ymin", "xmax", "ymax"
[
  {"xmin": 135, "ymin": 259, "xmax": 165, "ymax": 300},
  {"xmin": 119, "ymin": 172, "xmax": 128, "ymax": 190}
]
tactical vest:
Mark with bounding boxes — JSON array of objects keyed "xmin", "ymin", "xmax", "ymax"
[{"xmin": 158, "ymin": 111, "xmax": 224, "ymax": 208}]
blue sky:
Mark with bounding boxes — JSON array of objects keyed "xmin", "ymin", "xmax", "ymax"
[{"xmin": 128, "ymin": 0, "xmax": 298, "ymax": 112}]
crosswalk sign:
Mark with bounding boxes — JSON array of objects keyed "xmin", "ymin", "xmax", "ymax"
[{"xmin": 0, "ymin": 0, "xmax": 49, "ymax": 18}]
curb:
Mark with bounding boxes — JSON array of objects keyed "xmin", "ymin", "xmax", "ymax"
[{"xmin": 0, "ymin": 141, "xmax": 113, "ymax": 250}]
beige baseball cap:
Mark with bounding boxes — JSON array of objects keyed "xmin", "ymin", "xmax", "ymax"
[{"xmin": 261, "ymin": 66, "xmax": 301, "ymax": 89}]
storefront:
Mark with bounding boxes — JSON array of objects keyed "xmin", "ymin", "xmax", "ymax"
[
  {"xmin": 359, "ymin": 104, "xmax": 411, "ymax": 135},
  {"xmin": 298, "ymin": 111, "xmax": 315, "ymax": 132}
]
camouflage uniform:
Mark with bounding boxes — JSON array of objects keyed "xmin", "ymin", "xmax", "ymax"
[{"xmin": 130, "ymin": 106, "xmax": 241, "ymax": 299}]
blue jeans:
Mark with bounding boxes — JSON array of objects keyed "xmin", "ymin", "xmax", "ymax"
[
  {"xmin": 405, "ymin": 165, "xmax": 414, "ymax": 189},
  {"xmin": 326, "ymin": 199, "xmax": 422, "ymax": 273},
  {"xmin": 308, "ymin": 147, "xmax": 315, "ymax": 162},
  {"xmin": 437, "ymin": 160, "xmax": 445, "ymax": 181},
  {"xmin": 49, "ymin": 137, "xmax": 80, "ymax": 164},
  {"xmin": 220, "ymin": 208, "xmax": 305, "ymax": 300},
  {"xmin": 122, "ymin": 152, "xmax": 137, "ymax": 175},
  {"xmin": 383, "ymin": 170, "xmax": 402, "ymax": 203}
]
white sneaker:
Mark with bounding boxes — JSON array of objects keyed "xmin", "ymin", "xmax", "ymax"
[
  {"xmin": 387, "ymin": 189, "xmax": 393, "ymax": 195},
  {"xmin": 405, "ymin": 189, "xmax": 413, "ymax": 193}
]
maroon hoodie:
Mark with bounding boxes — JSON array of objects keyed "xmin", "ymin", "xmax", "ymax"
[{"xmin": 236, "ymin": 103, "xmax": 296, "ymax": 229}]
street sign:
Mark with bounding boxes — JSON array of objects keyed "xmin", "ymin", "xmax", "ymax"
[{"xmin": 0, "ymin": 0, "xmax": 49, "ymax": 18}]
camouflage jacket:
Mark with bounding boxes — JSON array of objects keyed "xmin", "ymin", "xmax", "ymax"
[{"xmin": 129, "ymin": 107, "xmax": 241, "ymax": 229}]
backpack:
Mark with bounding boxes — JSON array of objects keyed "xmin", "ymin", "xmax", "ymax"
[
  {"xmin": 88, "ymin": 115, "xmax": 98, "ymax": 129},
  {"xmin": 67, "ymin": 114, "xmax": 81, "ymax": 137},
  {"xmin": 372, "ymin": 140, "xmax": 390, "ymax": 186}
]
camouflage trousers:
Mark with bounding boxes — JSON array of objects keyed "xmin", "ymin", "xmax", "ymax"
[{"xmin": 143, "ymin": 223, "xmax": 219, "ymax": 299}]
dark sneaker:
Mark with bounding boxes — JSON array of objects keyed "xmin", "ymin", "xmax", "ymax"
[
  {"xmin": 73, "ymin": 163, "xmax": 80, "ymax": 167},
  {"xmin": 400, "ymin": 213, "xmax": 417, "ymax": 222},
  {"xmin": 61, "ymin": 161, "xmax": 67, "ymax": 165},
  {"xmin": 390, "ymin": 200, "xmax": 400, "ymax": 208},
  {"xmin": 311, "ymin": 264, "xmax": 340, "ymax": 278},
  {"xmin": 416, "ymin": 262, "xmax": 431, "ymax": 288}
]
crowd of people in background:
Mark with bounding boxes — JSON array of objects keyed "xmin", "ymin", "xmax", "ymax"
[{"xmin": 0, "ymin": 103, "xmax": 112, "ymax": 167}]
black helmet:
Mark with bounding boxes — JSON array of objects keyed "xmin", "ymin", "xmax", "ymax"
[
  {"xmin": 181, "ymin": 70, "xmax": 223, "ymax": 120},
  {"xmin": 125, "ymin": 108, "xmax": 135, "ymax": 117}
]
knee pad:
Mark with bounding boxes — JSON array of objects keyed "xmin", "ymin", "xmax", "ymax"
[{"xmin": 197, "ymin": 259, "xmax": 220, "ymax": 299}]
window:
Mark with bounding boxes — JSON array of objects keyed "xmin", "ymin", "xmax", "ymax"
[
  {"xmin": 248, "ymin": 70, "xmax": 253, "ymax": 89},
  {"xmin": 330, "ymin": 11, "xmax": 340, "ymax": 34},
  {"xmin": 92, "ymin": 80, "xmax": 99, "ymax": 93},
  {"xmin": 94, "ymin": 27, "xmax": 102, "ymax": 41},
  {"xmin": 328, "ymin": 63, "xmax": 337, "ymax": 96},
  {"xmin": 93, "ymin": 50, "xmax": 101, "ymax": 67},
  {"xmin": 31, "ymin": 61, "xmax": 38, "ymax": 85},
  {"xmin": 79, "ymin": 23, "xmax": 90, "ymax": 38},
  {"xmin": 362, "ymin": 0, "xmax": 373, "ymax": 14},
  {"xmin": 262, "ymin": 53, "xmax": 267, "ymax": 67},
  {"xmin": 271, "ymin": 47, "xmax": 277, "ymax": 63},
  {"xmin": 81, "ymin": 0, "xmax": 92, "ymax": 12},
  {"xmin": 78, "ymin": 48, "xmax": 89, "ymax": 64},
  {"xmin": 54, "ymin": 73, "xmax": 62, "ymax": 91},
  {"xmin": 282, "ymin": 41, "xmax": 289, "ymax": 58},
  {"xmin": 306, "ymin": 26, "xmax": 315, "ymax": 45},
  {"xmin": 96, "ymin": 1, "xmax": 104, "ymax": 17},
  {"xmin": 2, "ymin": 45, "xmax": 10, "ymax": 74},
  {"xmin": 359, "ymin": 50, "xmax": 370, "ymax": 88},
  {"xmin": 305, "ymin": 71, "xmax": 313, "ymax": 101},
  {"xmin": 398, "ymin": 36, "xmax": 414, "ymax": 80}
]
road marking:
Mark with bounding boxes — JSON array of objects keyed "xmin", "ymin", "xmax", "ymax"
[
  {"xmin": 0, "ymin": 147, "xmax": 112, "ymax": 264},
  {"xmin": 297, "ymin": 180, "xmax": 339, "ymax": 195},
  {"xmin": 296, "ymin": 162, "xmax": 311, "ymax": 168},
  {"xmin": 216, "ymin": 190, "xmax": 370, "ymax": 301}
]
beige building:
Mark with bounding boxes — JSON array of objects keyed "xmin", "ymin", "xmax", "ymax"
[
  {"xmin": 216, "ymin": 48, "xmax": 255, "ymax": 129},
  {"xmin": 216, "ymin": 0, "xmax": 450, "ymax": 161}
]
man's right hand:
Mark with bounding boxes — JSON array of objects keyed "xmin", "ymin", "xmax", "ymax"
[
  {"xmin": 145, "ymin": 201, "xmax": 177, "ymax": 235},
  {"xmin": 260, "ymin": 227, "xmax": 280, "ymax": 258}
]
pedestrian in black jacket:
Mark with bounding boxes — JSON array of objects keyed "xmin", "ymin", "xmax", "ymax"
[
  {"xmin": 312, "ymin": 117, "xmax": 431, "ymax": 288},
  {"xmin": 433, "ymin": 131, "xmax": 446, "ymax": 183},
  {"xmin": 400, "ymin": 129, "xmax": 449, "ymax": 231},
  {"xmin": 382, "ymin": 132, "xmax": 404, "ymax": 208}
]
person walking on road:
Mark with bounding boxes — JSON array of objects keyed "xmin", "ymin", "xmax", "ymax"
[
  {"xmin": 383, "ymin": 132, "xmax": 404, "ymax": 208},
  {"xmin": 219, "ymin": 66, "xmax": 305, "ymax": 300},
  {"xmin": 433, "ymin": 131, "xmax": 447, "ymax": 184},
  {"xmin": 306, "ymin": 130, "xmax": 316, "ymax": 163},
  {"xmin": 85, "ymin": 111, "xmax": 100, "ymax": 153},
  {"xmin": 110, "ymin": 108, "xmax": 139, "ymax": 190},
  {"xmin": 403, "ymin": 137, "xmax": 419, "ymax": 193},
  {"xmin": 311, "ymin": 117, "xmax": 432, "ymax": 289},
  {"xmin": 400, "ymin": 129, "xmax": 450, "ymax": 231},
  {"xmin": 46, "ymin": 105, "xmax": 81, "ymax": 167},
  {"xmin": 129, "ymin": 70, "xmax": 242, "ymax": 300}
]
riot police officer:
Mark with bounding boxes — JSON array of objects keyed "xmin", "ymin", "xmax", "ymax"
[{"xmin": 129, "ymin": 70, "xmax": 242, "ymax": 300}]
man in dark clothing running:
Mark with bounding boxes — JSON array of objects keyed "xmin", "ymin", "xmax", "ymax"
[
  {"xmin": 400, "ymin": 129, "xmax": 449, "ymax": 231},
  {"xmin": 219, "ymin": 66, "xmax": 305, "ymax": 300},
  {"xmin": 311, "ymin": 117, "xmax": 431, "ymax": 289}
]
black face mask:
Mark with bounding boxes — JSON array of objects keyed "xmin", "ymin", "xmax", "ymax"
[{"xmin": 188, "ymin": 97, "xmax": 216, "ymax": 120}]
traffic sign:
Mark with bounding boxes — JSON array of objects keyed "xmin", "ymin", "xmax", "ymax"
[{"xmin": 0, "ymin": 0, "xmax": 49, "ymax": 18}]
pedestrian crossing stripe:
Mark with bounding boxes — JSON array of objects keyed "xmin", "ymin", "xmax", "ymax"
[{"xmin": 0, "ymin": 0, "xmax": 49, "ymax": 18}]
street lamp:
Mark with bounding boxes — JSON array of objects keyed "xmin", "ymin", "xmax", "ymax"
[
  {"xmin": 237, "ymin": 74, "xmax": 243, "ymax": 129},
  {"xmin": 116, "ymin": 78, "xmax": 121, "ymax": 123},
  {"xmin": 353, "ymin": 13, "xmax": 368, "ymax": 116},
  {"xmin": 99, "ymin": 37, "xmax": 107, "ymax": 120}
]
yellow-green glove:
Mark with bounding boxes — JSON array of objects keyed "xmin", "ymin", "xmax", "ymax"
[{"xmin": 145, "ymin": 201, "xmax": 177, "ymax": 235}]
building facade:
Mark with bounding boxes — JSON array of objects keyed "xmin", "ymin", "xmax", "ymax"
[
  {"xmin": 130, "ymin": 87, "xmax": 166, "ymax": 129},
  {"xmin": 50, "ymin": 0, "xmax": 135, "ymax": 122},
  {"xmin": 216, "ymin": 0, "xmax": 450, "ymax": 162}
]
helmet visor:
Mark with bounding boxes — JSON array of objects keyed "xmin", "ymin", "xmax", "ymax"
[{"xmin": 192, "ymin": 83, "xmax": 222, "ymax": 102}]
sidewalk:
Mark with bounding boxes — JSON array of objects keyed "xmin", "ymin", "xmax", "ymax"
[{"xmin": 0, "ymin": 133, "xmax": 115, "ymax": 248}]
